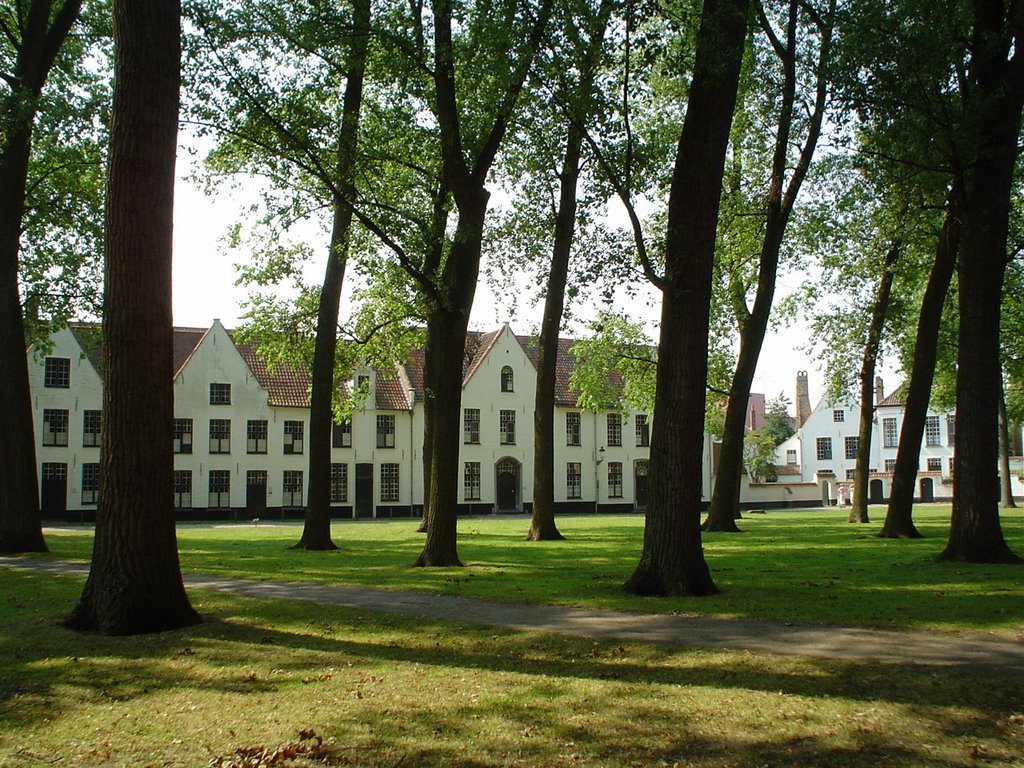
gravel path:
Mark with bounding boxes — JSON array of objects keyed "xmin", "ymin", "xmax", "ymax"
[{"xmin": 3, "ymin": 555, "xmax": 1021, "ymax": 671}]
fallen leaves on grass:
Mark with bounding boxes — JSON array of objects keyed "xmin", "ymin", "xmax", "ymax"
[{"xmin": 209, "ymin": 730, "xmax": 349, "ymax": 767}]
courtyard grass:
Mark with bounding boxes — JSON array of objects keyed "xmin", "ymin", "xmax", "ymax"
[
  {"xmin": 36, "ymin": 504, "xmax": 1024, "ymax": 638},
  {"xmin": 1, "ymin": 568, "xmax": 1022, "ymax": 768}
]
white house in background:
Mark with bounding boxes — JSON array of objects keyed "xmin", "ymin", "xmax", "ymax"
[
  {"xmin": 774, "ymin": 378, "xmax": 959, "ymax": 505},
  {"xmin": 30, "ymin": 322, "xmax": 722, "ymax": 520}
]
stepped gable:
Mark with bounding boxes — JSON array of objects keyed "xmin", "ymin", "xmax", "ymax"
[{"xmin": 232, "ymin": 337, "xmax": 311, "ymax": 408}]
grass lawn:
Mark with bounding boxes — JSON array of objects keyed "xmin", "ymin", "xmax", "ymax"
[
  {"xmin": 2, "ymin": 568, "xmax": 1023, "ymax": 768},
  {"xmin": 38, "ymin": 505, "xmax": 1024, "ymax": 638}
]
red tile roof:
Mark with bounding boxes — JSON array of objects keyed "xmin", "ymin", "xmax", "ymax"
[{"xmin": 232, "ymin": 338, "xmax": 312, "ymax": 408}]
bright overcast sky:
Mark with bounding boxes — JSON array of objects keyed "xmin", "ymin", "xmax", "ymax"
[{"xmin": 170, "ymin": 146, "xmax": 870, "ymax": 412}]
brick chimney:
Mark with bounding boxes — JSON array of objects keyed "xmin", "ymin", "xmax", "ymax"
[
  {"xmin": 796, "ymin": 371, "xmax": 812, "ymax": 427},
  {"xmin": 874, "ymin": 376, "xmax": 885, "ymax": 405}
]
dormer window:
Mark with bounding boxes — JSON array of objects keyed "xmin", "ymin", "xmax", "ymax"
[{"xmin": 501, "ymin": 366, "xmax": 514, "ymax": 392}]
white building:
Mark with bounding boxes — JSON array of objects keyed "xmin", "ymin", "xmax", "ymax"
[
  {"xmin": 29, "ymin": 321, "xmax": 721, "ymax": 520},
  {"xmin": 774, "ymin": 382, "xmax": 958, "ymax": 505}
]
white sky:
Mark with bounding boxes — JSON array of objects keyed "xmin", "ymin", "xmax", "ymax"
[{"xmin": 170, "ymin": 147, "xmax": 866, "ymax": 414}]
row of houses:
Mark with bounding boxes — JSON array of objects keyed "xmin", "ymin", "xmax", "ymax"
[{"xmin": 30, "ymin": 321, "xmax": 1021, "ymax": 520}]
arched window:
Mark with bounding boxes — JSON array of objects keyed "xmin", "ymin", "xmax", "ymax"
[{"xmin": 500, "ymin": 365, "xmax": 514, "ymax": 392}]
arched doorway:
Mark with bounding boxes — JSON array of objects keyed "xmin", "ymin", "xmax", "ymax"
[
  {"xmin": 919, "ymin": 477, "xmax": 934, "ymax": 502},
  {"xmin": 634, "ymin": 460, "xmax": 649, "ymax": 510},
  {"xmin": 495, "ymin": 458, "xmax": 520, "ymax": 512},
  {"xmin": 869, "ymin": 478, "xmax": 884, "ymax": 504}
]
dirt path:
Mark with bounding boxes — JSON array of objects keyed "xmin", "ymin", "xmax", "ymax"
[{"xmin": 3, "ymin": 555, "xmax": 1021, "ymax": 671}]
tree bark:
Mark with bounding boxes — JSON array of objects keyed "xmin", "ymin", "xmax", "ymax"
[
  {"xmin": 624, "ymin": 0, "xmax": 749, "ymax": 596},
  {"xmin": 849, "ymin": 242, "xmax": 899, "ymax": 523},
  {"xmin": 296, "ymin": 0, "xmax": 370, "ymax": 551},
  {"xmin": 880, "ymin": 191, "xmax": 960, "ymax": 538},
  {"xmin": 65, "ymin": 0, "xmax": 200, "ymax": 633},
  {"xmin": 703, "ymin": 0, "xmax": 832, "ymax": 531},
  {"xmin": 940, "ymin": 0, "xmax": 1024, "ymax": 565},
  {"xmin": 0, "ymin": 0, "xmax": 82, "ymax": 554},
  {"xmin": 998, "ymin": 383, "xmax": 1017, "ymax": 508}
]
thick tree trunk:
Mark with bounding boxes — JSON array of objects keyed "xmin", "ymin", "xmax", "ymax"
[
  {"xmin": 65, "ymin": 0, "xmax": 200, "ymax": 633},
  {"xmin": 527, "ymin": 132, "xmax": 583, "ymax": 543},
  {"xmin": 414, "ymin": 193, "xmax": 488, "ymax": 567},
  {"xmin": 998, "ymin": 385, "xmax": 1017, "ymax": 508},
  {"xmin": 624, "ymin": 0, "xmax": 749, "ymax": 596},
  {"xmin": 940, "ymin": 1, "xmax": 1023, "ymax": 565},
  {"xmin": 0, "ymin": 125, "xmax": 47, "ymax": 554},
  {"xmin": 881, "ymin": 191, "xmax": 960, "ymax": 538},
  {"xmin": 296, "ymin": 0, "xmax": 370, "ymax": 551},
  {"xmin": 849, "ymin": 243, "xmax": 898, "ymax": 523},
  {"xmin": 0, "ymin": 0, "xmax": 83, "ymax": 554}
]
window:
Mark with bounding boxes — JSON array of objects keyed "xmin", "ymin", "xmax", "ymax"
[
  {"xmin": 844, "ymin": 436, "xmax": 858, "ymax": 460},
  {"xmin": 786, "ymin": 449, "xmax": 797, "ymax": 465},
  {"xmin": 464, "ymin": 408, "xmax": 480, "ymax": 444},
  {"xmin": 380, "ymin": 463, "xmax": 400, "ymax": 502},
  {"xmin": 927, "ymin": 457, "xmax": 942, "ymax": 472},
  {"xmin": 282, "ymin": 470, "xmax": 303, "ymax": 507},
  {"xmin": 81, "ymin": 463, "xmax": 99, "ymax": 505},
  {"xmin": 816, "ymin": 437, "xmax": 832, "ymax": 461},
  {"xmin": 566, "ymin": 462, "xmax": 582, "ymax": 499},
  {"xmin": 208, "ymin": 470, "xmax": 230, "ymax": 508},
  {"xmin": 500, "ymin": 366, "xmax": 514, "ymax": 392},
  {"xmin": 44, "ymin": 357, "xmax": 70, "ymax": 388},
  {"xmin": 247, "ymin": 469, "xmax": 267, "ymax": 493},
  {"xmin": 284, "ymin": 420, "xmax": 304, "ymax": 454},
  {"xmin": 885, "ymin": 459, "xmax": 896, "ymax": 471},
  {"xmin": 174, "ymin": 418, "xmax": 193, "ymax": 454},
  {"xmin": 209, "ymin": 382, "xmax": 231, "ymax": 404},
  {"xmin": 330, "ymin": 463, "xmax": 348, "ymax": 503},
  {"xmin": 376, "ymin": 415, "xmax": 395, "ymax": 448},
  {"xmin": 948, "ymin": 457, "xmax": 956, "ymax": 476},
  {"xmin": 846, "ymin": 468, "xmax": 856, "ymax": 480},
  {"xmin": 882, "ymin": 417, "xmax": 898, "ymax": 448},
  {"xmin": 173, "ymin": 470, "xmax": 192, "ymax": 509},
  {"xmin": 247, "ymin": 419, "xmax": 268, "ymax": 454},
  {"xmin": 607, "ymin": 413, "xmax": 622, "ymax": 447},
  {"xmin": 464, "ymin": 462, "xmax": 481, "ymax": 501},
  {"xmin": 946, "ymin": 415, "xmax": 956, "ymax": 446},
  {"xmin": 42, "ymin": 409, "xmax": 69, "ymax": 447},
  {"xmin": 925, "ymin": 415, "xmax": 941, "ymax": 446},
  {"xmin": 635, "ymin": 414, "xmax": 650, "ymax": 447},
  {"xmin": 82, "ymin": 410, "xmax": 101, "ymax": 447},
  {"xmin": 500, "ymin": 410, "xmax": 516, "ymax": 444},
  {"xmin": 833, "ymin": 409, "xmax": 845, "ymax": 422},
  {"xmin": 41, "ymin": 462, "xmax": 66, "ymax": 482},
  {"xmin": 332, "ymin": 421, "xmax": 352, "ymax": 448},
  {"xmin": 209, "ymin": 419, "xmax": 231, "ymax": 454},
  {"xmin": 608, "ymin": 462, "xmax": 623, "ymax": 498},
  {"xmin": 566, "ymin": 412, "xmax": 581, "ymax": 446}
]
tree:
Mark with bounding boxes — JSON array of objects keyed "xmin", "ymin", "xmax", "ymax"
[
  {"xmin": 0, "ymin": 0, "xmax": 83, "ymax": 553},
  {"xmin": 940, "ymin": 0, "xmax": 1024, "ymax": 564},
  {"xmin": 703, "ymin": 0, "xmax": 834, "ymax": 532},
  {"xmin": 743, "ymin": 426, "xmax": 777, "ymax": 482},
  {"xmin": 762, "ymin": 393, "xmax": 794, "ymax": 445},
  {"xmin": 623, "ymin": 0, "xmax": 749, "ymax": 596},
  {"xmin": 524, "ymin": 0, "xmax": 615, "ymax": 542},
  {"xmin": 413, "ymin": 0, "xmax": 553, "ymax": 566},
  {"xmin": 66, "ymin": 0, "xmax": 200, "ymax": 633}
]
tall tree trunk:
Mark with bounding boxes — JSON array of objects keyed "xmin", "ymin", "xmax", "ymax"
[
  {"xmin": 528, "ymin": 133, "xmax": 584, "ymax": 542},
  {"xmin": 999, "ymin": 383, "xmax": 1017, "ymax": 507},
  {"xmin": 849, "ymin": 242, "xmax": 899, "ymax": 523},
  {"xmin": 0, "ymin": 0, "xmax": 83, "ymax": 554},
  {"xmin": 880, "ymin": 188, "xmax": 961, "ymax": 538},
  {"xmin": 65, "ymin": 0, "xmax": 200, "ymax": 633},
  {"xmin": 415, "ymin": 193, "xmax": 489, "ymax": 566},
  {"xmin": 940, "ymin": 0, "xmax": 1023, "ymax": 565},
  {"xmin": 296, "ymin": 0, "xmax": 370, "ymax": 551},
  {"xmin": 624, "ymin": 0, "xmax": 749, "ymax": 596},
  {"xmin": 703, "ymin": 0, "xmax": 832, "ymax": 531}
]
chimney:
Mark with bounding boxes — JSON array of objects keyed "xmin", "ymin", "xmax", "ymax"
[
  {"xmin": 874, "ymin": 376, "xmax": 885, "ymax": 405},
  {"xmin": 796, "ymin": 371, "xmax": 812, "ymax": 428}
]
